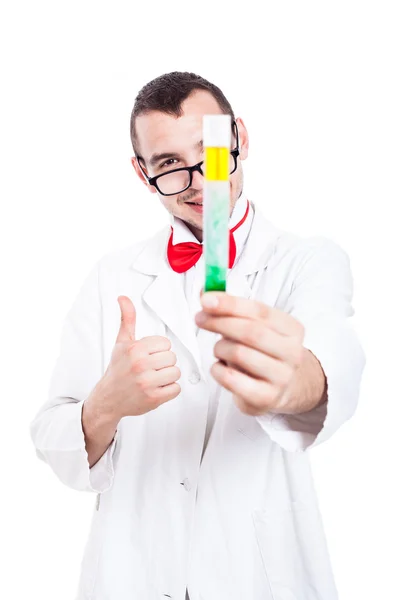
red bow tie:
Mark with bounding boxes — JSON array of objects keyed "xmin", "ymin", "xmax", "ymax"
[{"xmin": 167, "ymin": 200, "xmax": 250, "ymax": 273}]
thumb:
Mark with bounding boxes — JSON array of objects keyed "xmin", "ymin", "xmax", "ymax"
[{"xmin": 116, "ymin": 295, "xmax": 136, "ymax": 343}]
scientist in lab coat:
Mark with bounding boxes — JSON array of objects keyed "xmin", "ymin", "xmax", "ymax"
[{"xmin": 30, "ymin": 71, "xmax": 365, "ymax": 600}]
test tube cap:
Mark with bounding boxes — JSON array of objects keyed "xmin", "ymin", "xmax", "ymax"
[{"xmin": 203, "ymin": 114, "xmax": 231, "ymax": 147}]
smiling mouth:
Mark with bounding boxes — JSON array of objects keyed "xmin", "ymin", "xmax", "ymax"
[{"xmin": 185, "ymin": 196, "xmax": 203, "ymax": 204}]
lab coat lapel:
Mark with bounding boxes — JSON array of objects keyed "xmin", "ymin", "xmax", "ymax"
[
  {"xmin": 227, "ymin": 203, "xmax": 280, "ymax": 300},
  {"xmin": 144, "ymin": 262, "xmax": 204, "ymax": 375},
  {"xmin": 130, "ymin": 227, "xmax": 204, "ymax": 377}
]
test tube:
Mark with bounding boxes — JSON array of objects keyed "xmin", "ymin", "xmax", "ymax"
[{"xmin": 203, "ymin": 114, "xmax": 231, "ymax": 292}]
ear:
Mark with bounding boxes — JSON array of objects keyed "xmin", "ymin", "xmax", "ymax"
[
  {"xmin": 235, "ymin": 118, "xmax": 249, "ymax": 161},
  {"xmin": 131, "ymin": 157, "xmax": 157, "ymax": 194}
]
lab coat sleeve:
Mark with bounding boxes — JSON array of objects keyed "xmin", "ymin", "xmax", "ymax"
[
  {"xmin": 256, "ymin": 237, "xmax": 366, "ymax": 452},
  {"xmin": 30, "ymin": 259, "xmax": 118, "ymax": 492}
]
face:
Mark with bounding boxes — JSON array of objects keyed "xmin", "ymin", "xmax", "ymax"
[{"xmin": 131, "ymin": 90, "xmax": 249, "ymax": 241}]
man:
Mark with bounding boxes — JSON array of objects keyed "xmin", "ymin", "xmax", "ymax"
[{"xmin": 30, "ymin": 72, "xmax": 365, "ymax": 600}]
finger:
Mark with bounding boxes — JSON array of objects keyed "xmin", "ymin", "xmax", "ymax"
[
  {"xmin": 196, "ymin": 314, "xmax": 302, "ymax": 365},
  {"xmin": 133, "ymin": 336, "xmax": 172, "ymax": 356},
  {"xmin": 148, "ymin": 382, "xmax": 181, "ymax": 403},
  {"xmin": 136, "ymin": 366, "xmax": 181, "ymax": 389},
  {"xmin": 134, "ymin": 350, "xmax": 177, "ymax": 372},
  {"xmin": 200, "ymin": 292, "xmax": 299, "ymax": 337},
  {"xmin": 116, "ymin": 296, "xmax": 136, "ymax": 343},
  {"xmin": 214, "ymin": 338, "xmax": 293, "ymax": 384},
  {"xmin": 210, "ymin": 361, "xmax": 275, "ymax": 415}
]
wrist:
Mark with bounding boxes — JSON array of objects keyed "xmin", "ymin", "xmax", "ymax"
[{"xmin": 84, "ymin": 380, "xmax": 122, "ymax": 430}]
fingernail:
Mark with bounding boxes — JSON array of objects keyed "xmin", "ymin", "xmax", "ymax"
[{"xmin": 201, "ymin": 294, "xmax": 219, "ymax": 308}]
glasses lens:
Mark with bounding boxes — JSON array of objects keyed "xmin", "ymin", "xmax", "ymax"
[{"xmin": 156, "ymin": 170, "xmax": 191, "ymax": 195}]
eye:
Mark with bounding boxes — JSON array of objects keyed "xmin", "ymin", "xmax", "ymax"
[{"xmin": 160, "ymin": 158, "xmax": 178, "ymax": 169}]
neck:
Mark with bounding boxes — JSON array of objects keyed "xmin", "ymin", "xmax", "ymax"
[{"xmin": 187, "ymin": 223, "xmax": 203, "ymax": 242}]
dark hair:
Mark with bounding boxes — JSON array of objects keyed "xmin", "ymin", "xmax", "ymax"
[{"xmin": 130, "ymin": 71, "xmax": 235, "ymax": 155}]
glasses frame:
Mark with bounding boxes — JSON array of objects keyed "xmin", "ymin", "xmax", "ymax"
[{"xmin": 135, "ymin": 120, "xmax": 241, "ymax": 197}]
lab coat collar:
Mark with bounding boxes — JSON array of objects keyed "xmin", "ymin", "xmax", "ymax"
[
  {"xmin": 129, "ymin": 202, "xmax": 280, "ymax": 373},
  {"xmin": 130, "ymin": 200, "xmax": 279, "ymax": 277}
]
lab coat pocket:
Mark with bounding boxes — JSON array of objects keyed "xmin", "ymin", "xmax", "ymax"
[
  {"xmin": 252, "ymin": 502, "xmax": 337, "ymax": 600},
  {"xmin": 77, "ymin": 500, "xmax": 104, "ymax": 599}
]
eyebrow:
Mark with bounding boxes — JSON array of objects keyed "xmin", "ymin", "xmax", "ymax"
[{"xmin": 148, "ymin": 140, "xmax": 203, "ymax": 168}]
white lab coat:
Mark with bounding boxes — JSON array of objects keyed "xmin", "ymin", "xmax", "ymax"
[{"xmin": 30, "ymin": 201, "xmax": 365, "ymax": 600}]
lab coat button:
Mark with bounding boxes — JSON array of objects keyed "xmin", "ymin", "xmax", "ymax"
[
  {"xmin": 189, "ymin": 371, "xmax": 201, "ymax": 384},
  {"xmin": 181, "ymin": 478, "xmax": 191, "ymax": 491}
]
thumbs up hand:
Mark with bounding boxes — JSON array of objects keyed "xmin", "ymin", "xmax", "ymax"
[{"xmin": 99, "ymin": 295, "xmax": 181, "ymax": 420}]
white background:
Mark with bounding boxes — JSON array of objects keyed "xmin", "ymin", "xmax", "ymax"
[{"xmin": 1, "ymin": 1, "xmax": 399, "ymax": 598}]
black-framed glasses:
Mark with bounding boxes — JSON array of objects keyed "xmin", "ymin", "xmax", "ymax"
[{"xmin": 135, "ymin": 120, "xmax": 240, "ymax": 197}]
